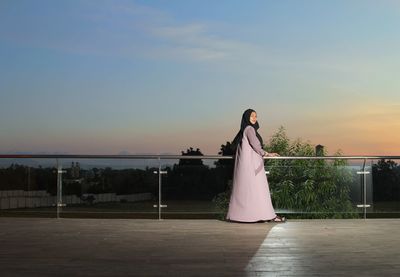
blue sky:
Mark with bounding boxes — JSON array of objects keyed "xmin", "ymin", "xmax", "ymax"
[{"xmin": 1, "ymin": 0, "xmax": 400, "ymax": 155}]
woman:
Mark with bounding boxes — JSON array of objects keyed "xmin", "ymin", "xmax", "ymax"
[{"xmin": 227, "ymin": 109, "xmax": 286, "ymax": 223}]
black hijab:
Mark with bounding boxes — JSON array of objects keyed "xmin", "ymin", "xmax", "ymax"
[{"xmin": 231, "ymin": 109, "xmax": 264, "ymax": 150}]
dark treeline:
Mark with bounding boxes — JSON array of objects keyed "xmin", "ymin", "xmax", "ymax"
[
  {"xmin": 0, "ymin": 146, "xmax": 235, "ymax": 200},
  {"xmin": 0, "ymin": 164, "xmax": 57, "ymax": 195}
]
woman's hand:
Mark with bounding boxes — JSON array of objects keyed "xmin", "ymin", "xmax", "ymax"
[{"xmin": 264, "ymin": 152, "xmax": 280, "ymax": 157}]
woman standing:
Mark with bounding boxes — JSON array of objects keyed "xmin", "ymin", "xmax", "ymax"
[{"xmin": 227, "ymin": 109, "xmax": 286, "ymax": 223}]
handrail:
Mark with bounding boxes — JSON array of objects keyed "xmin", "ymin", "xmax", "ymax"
[{"xmin": 0, "ymin": 154, "xmax": 400, "ymax": 160}]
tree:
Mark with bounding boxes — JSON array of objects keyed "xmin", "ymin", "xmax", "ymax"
[
  {"xmin": 165, "ymin": 147, "xmax": 216, "ymax": 200},
  {"xmin": 179, "ymin": 147, "xmax": 204, "ymax": 166}
]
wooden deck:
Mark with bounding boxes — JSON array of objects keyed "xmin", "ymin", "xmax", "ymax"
[{"xmin": 0, "ymin": 218, "xmax": 399, "ymax": 276}]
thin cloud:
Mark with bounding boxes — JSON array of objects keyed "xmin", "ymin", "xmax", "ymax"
[
  {"xmin": 146, "ymin": 22, "xmax": 263, "ymax": 62},
  {"xmin": 93, "ymin": 1, "xmax": 266, "ymax": 63}
]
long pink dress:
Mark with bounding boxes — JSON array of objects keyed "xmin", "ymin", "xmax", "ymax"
[{"xmin": 226, "ymin": 125, "xmax": 277, "ymax": 222}]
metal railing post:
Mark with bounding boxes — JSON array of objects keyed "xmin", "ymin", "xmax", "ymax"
[
  {"xmin": 153, "ymin": 157, "xmax": 168, "ymax": 220},
  {"xmin": 357, "ymin": 158, "xmax": 371, "ymax": 220},
  {"xmin": 56, "ymin": 159, "xmax": 62, "ymax": 219},
  {"xmin": 158, "ymin": 158, "xmax": 162, "ymax": 220},
  {"xmin": 56, "ymin": 159, "xmax": 66, "ymax": 219}
]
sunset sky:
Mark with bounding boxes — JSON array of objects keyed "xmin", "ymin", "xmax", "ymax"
[{"xmin": 1, "ymin": 0, "xmax": 400, "ymax": 155}]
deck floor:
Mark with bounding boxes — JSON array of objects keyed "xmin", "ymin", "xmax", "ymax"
[{"xmin": 1, "ymin": 218, "xmax": 399, "ymax": 276}]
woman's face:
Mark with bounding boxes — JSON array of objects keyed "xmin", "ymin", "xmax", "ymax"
[{"xmin": 249, "ymin": 112, "xmax": 257, "ymax": 125}]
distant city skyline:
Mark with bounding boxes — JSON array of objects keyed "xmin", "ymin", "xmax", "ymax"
[{"xmin": 1, "ymin": 0, "xmax": 400, "ymax": 155}]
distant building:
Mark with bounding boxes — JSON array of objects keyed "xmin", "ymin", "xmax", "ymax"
[{"xmin": 70, "ymin": 162, "xmax": 80, "ymax": 179}]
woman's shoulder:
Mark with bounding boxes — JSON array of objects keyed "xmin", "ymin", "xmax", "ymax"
[{"xmin": 243, "ymin": 125, "xmax": 255, "ymax": 133}]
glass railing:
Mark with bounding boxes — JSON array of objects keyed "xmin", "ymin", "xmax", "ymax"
[
  {"xmin": 264, "ymin": 159, "xmax": 368, "ymax": 218},
  {"xmin": 160, "ymin": 158, "xmax": 226, "ymax": 219},
  {"xmin": 369, "ymin": 158, "xmax": 400, "ymax": 217},
  {"xmin": 58, "ymin": 158, "xmax": 159, "ymax": 219},
  {"xmin": 0, "ymin": 157, "xmax": 58, "ymax": 217},
  {"xmin": 1, "ymin": 154, "xmax": 399, "ymax": 219}
]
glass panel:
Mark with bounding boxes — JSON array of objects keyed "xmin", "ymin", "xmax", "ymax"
[
  {"xmin": 59, "ymin": 159, "xmax": 159, "ymax": 219},
  {"xmin": 0, "ymin": 158, "xmax": 57, "ymax": 217},
  {"xmin": 265, "ymin": 158, "xmax": 362, "ymax": 218},
  {"xmin": 161, "ymin": 157, "xmax": 227, "ymax": 219},
  {"xmin": 370, "ymin": 158, "xmax": 400, "ymax": 217}
]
